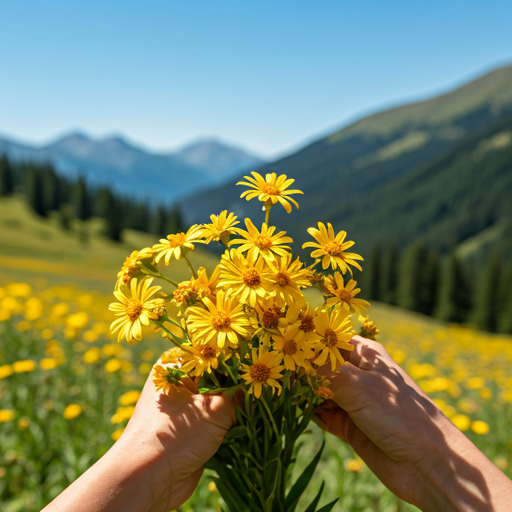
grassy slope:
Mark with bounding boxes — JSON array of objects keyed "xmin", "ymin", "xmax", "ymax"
[{"xmin": 0, "ymin": 196, "xmax": 219, "ymax": 293}]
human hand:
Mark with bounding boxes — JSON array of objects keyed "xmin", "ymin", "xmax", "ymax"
[
  {"xmin": 314, "ymin": 336, "xmax": 512, "ymax": 511},
  {"xmin": 117, "ymin": 371, "xmax": 236, "ymax": 511}
]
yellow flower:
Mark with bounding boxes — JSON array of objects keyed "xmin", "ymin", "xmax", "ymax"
[
  {"xmin": 199, "ymin": 211, "xmax": 239, "ymax": 245},
  {"xmin": 272, "ymin": 324, "xmax": 318, "ymax": 371},
  {"xmin": 230, "ymin": 218, "xmax": 293, "ymax": 263},
  {"xmin": 63, "ymin": 404, "xmax": 82, "ymax": 420},
  {"xmin": 0, "ymin": 365, "xmax": 13, "ymax": 379},
  {"xmin": 13, "ymin": 360, "xmax": 37, "ymax": 373},
  {"xmin": 180, "ymin": 343, "xmax": 221, "ymax": 377},
  {"xmin": 192, "ymin": 266, "xmax": 220, "ymax": 301},
  {"xmin": 153, "ymin": 364, "xmax": 187, "ymax": 395},
  {"xmin": 152, "ymin": 225, "xmax": 205, "ymax": 265},
  {"xmin": 237, "ymin": 171, "xmax": 303, "ymax": 213},
  {"xmin": 218, "ymin": 249, "xmax": 272, "ymax": 307},
  {"xmin": 359, "ymin": 319, "xmax": 379, "ymax": 341},
  {"xmin": 67, "ymin": 312, "xmax": 89, "ymax": 329},
  {"xmin": 40, "ymin": 358, "xmax": 58, "ymax": 370},
  {"xmin": 281, "ymin": 298, "xmax": 318, "ymax": 340},
  {"xmin": 83, "ymin": 347, "xmax": 101, "ymax": 364},
  {"xmin": 109, "ymin": 277, "xmax": 162, "ymax": 344},
  {"xmin": 0, "ymin": 410, "xmax": 15, "ymax": 422},
  {"xmin": 251, "ymin": 296, "xmax": 286, "ymax": 334},
  {"xmin": 186, "ymin": 290, "xmax": 253, "ymax": 348},
  {"xmin": 116, "ymin": 248, "xmax": 154, "ymax": 288},
  {"xmin": 119, "ymin": 390, "xmax": 141, "ymax": 406},
  {"xmin": 472, "ymin": 420, "xmax": 490, "ymax": 435},
  {"xmin": 452, "ymin": 414, "xmax": 471, "ymax": 431},
  {"xmin": 313, "ymin": 308, "xmax": 355, "ymax": 371},
  {"xmin": 241, "ymin": 348, "xmax": 284, "ymax": 398},
  {"xmin": 18, "ymin": 417, "xmax": 30, "ymax": 430},
  {"xmin": 325, "ymin": 273, "xmax": 370, "ymax": 316},
  {"xmin": 266, "ymin": 254, "xmax": 311, "ymax": 305},
  {"xmin": 112, "ymin": 428, "xmax": 125, "ymax": 441},
  {"xmin": 111, "ymin": 405, "xmax": 136, "ymax": 423},
  {"xmin": 105, "ymin": 359, "xmax": 123, "ymax": 373},
  {"xmin": 303, "ymin": 222, "xmax": 363, "ymax": 274},
  {"xmin": 346, "ymin": 459, "xmax": 365, "ymax": 473}
]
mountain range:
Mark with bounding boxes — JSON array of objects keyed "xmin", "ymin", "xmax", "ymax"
[
  {"xmin": 181, "ymin": 65, "xmax": 512, "ymax": 264},
  {"xmin": 0, "ymin": 132, "xmax": 265, "ymax": 203}
]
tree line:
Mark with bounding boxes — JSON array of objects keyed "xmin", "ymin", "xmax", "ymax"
[
  {"xmin": 0, "ymin": 154, "xmax": 183, "ymax": 242},
  {"xmin": 360, "ymin": 243, "xmax": 512, "ymax": 334}
]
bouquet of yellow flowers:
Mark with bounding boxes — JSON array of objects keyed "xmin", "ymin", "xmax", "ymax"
[{"xmin": 109, "ymin": 172, "xmax": 377, "ymax": 511}]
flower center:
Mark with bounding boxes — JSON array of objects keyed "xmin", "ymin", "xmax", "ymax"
[
  {"xmin": 282, "ymin": 339, "xmax": 298, "ymax": 355},
  {"xmin": 200, "ymin": 346, "xmax": 217, "ymax": 360},
  {"xmin": 249, "ymin": 363, "xmax": 271, "ymax": 383},
  {"xmin": 255, "ymin": 235, "xmax": 273, "ymax": 249},
  {"xmin": 262, "ymin": 309, "xmax": 280, "ymax": 329},
  {"xmin": 338, "ymin": 290, "xmax": 352, "ymax": 303},
  {"xmin": 274, "ymin": 272, "xmax": 291, "ymax": 287},
  {"xmin": 262, "ymin": 183, "xmax": 280, "ymax": 195},
  {"xmin": 324, "ymin": 241, "xmax": 344, "ymax": 257},
  {"xmin": 125, "ymin": 299, "xmax": 143, "ymax": 321},
  {"xmin": 212, "ymin": 311, "xmax": 231, "ymax": 330},
  {"xmin": 324, "ymin": 328, "xmax": 338, "ymax": 347},
  {"xmin": 299, "ymin": 314, "xmax": 315, "ymax": 333},
  {"xmin": 243, "ymin": 269, "xmax": 261, "ymax": 287},
  {"xmin": 167, "ymin": 232, "xmax": 186, "ymax": 248}
]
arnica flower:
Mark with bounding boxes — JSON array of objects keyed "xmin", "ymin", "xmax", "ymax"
[
  {"xmin": 40, "ymin": 358, "xmax": 58, "ymax": 370},
  {"xmin": 186, "ymin": 290, "xmax": 253, "ymax": 348},
  {"xmin": 324, "ymin": 273, "xmax": 370, "ymax": 316},
  {"xmin": 111, "ymin": 405, "xmax": 136, "ymax": 423},
  {"xmin": 267, "ymin": 254, "xmax": 312, "ymax": 305},
  {"xmin": 237, "ymin": 172, "xmax": 304, "ymax": 213},
  {"xmin": 314, "ymin": 308, "xmax": 355, "ymax": 371},
  {"xmin": 119, "ymin": 390, "xmax": 141, "ymax": 406},
  {"xmin": 109, "ymin": 277, "xmax": 162, "ymax": 344},
  {"xmin": 152, "ymin": 225, "xmax": 205, "ymax": 265},
  {"xmin": 180, "ymin": 342, "xmax": 222, "ymax": 376},
  {"xmin": 241, "ymin": 348, "xmax": 284, "ymax": 398},
  {"xmin": 63, "ymin": 404, "xmax": 82, "ymax": 420},
  {"xmin": 359, "ymin": 319, "xmax": 379, "ymax": 341},
  {"xmin": 13, "ymin": 360, "xmax": 37, "ymax": 373},
  {"xmin": 272, "ymin": 324, "xmax": 318, "ymax": 371},
  {"xmin": 0, "ymin": 365, "xmax": 13, "ymax": 379},
  {"xmin": 230, "ymin": 218, "xmax": 293, "ymax": 263},
  {"xmin": 153, "ymin": 364, "xmax": 187, "ymax": 395},
  {"xmin": 199, "ymin": 211, "xmax": 239, "ymax": 245},
  {"xmin": 281, "ymin": 298, "xmax": 317, "ymax": 340},
  {"xmin": 116, "ymin": 248, "xmax": 154, "ymax": 288},
  {"xmin": 0, "ymin": 410, "xmax": 15, "ymax": 422},
  {"xmin": 218, "ymin": 249, "xmax": 272, "ymax": 307},
  {"xmin": 303, "ymin": 222, "xmax": 363, "ymax": 274},
  {"xmin": 252, "ymin": 296, "xmax": 286, "ymax": 334},
  {"xmin": 192, "ymin": 266, "xmax": 220, "ymax": 301}
]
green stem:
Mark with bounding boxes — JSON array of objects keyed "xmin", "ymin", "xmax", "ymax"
[
  {"xmin": 184, "ymin": 255, "xmax": 198, "ymax": 279},
  {"xmin": 159, "ymin": 323, "xmax": 184, "ymax": 347},
  {"xmin": 160, "ymin": 275, "xmax": 179, "ymax": 287},
  {"xmin": 260, "ymin": 394, "xmax": 280, "ymax": 439},
  {"xmin": 264, "ymin": 205, "xmax": 272, "ymax": 226}
]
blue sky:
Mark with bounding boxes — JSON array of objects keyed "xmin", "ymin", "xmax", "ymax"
[{"xmin": 1, "ymin": 0, "xmax": 511, "ymax": 158}]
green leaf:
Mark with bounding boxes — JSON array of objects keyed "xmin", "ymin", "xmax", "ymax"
[
  {"xmin": 224, "ymin": 425, "xmax": 247, "ymax": 440},
  {"xmin": 303, "ymin": 481, "xmax": 324, "ymax": 512},
  {"xmin": 284, "ymin": 441, "xmax": 325, "ymax": 512},
  {"xmin": 316, "ymin": 498, "xmax": 339, "ymax": 512}
]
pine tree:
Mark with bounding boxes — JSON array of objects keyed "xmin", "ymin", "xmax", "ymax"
[
  {"xmin": 398, "ymin": 242, "xmax": 426, "ymax": 312},
  {"xmin": 422, "ymin": 251, "xmax": 440, "ymax": 316},
  {"xmin": 435, "ymin": 252, "xmax": 472, "ymax": 323},
  {"xmin": 0, "ymin": 155, "xmax": 14, "ymax": 196},
  {"xmin": 380, "ymin": 245, "xmax": 398, "ymax": 304},
  {"xmin": 26, "ymin": 165, "xmax": 47, "ymax": 217},
  {"xmin": 167, "ymin": 206, "xmax": 183, "ymax": 235},
  {"xmin": 74, "ymin": 176, "xmax": 92, "ymax": 222},
  {"xmin": 104, "ymin": 189, "xmax": 123, "ymax": 242},
  {"xmin": 473, "ymin": 255, "xmax": 502, "ymax": 332},
  {"xmin": 151, "ymin": 205, "xmax": 167, "ymax": 237},
  {"xmin": 364, "ymin": 246, "xmax": 381, "ymax": 301},
  {"xmin": 43, "ymin": 164, "xmax": 61, "ymax": 211}
]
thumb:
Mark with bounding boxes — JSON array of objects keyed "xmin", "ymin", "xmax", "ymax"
[{"xmin": 201, "ymin": 393, "xmax": 236, "ymax": 429}]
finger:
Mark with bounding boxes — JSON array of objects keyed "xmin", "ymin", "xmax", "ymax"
[{"xmin": 201, "ymin": 393, "xmax": 236, "ymax": 428}]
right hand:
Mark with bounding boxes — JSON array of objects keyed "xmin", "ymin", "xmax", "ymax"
[{"xmin": 314, "ymin": 335, "xmax": 461, "ymax": 506}]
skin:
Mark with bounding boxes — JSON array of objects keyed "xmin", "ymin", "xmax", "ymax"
[
  {"xmin": 315, "ymin": 335, "xmax": 512, "ymax": 511},
  {"xmin": 42, "ymin": 375, "xmax": 235, "ymax": 512}
]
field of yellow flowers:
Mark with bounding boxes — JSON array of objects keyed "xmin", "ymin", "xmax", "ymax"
[{"xmin": 1, "ymin": 280, "xmax": 511, "ymax": 512}]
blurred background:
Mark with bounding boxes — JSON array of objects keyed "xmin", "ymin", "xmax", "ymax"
[{"xmin": 1, "ymin": 1, "xmax": 511, "ymax": 511}]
